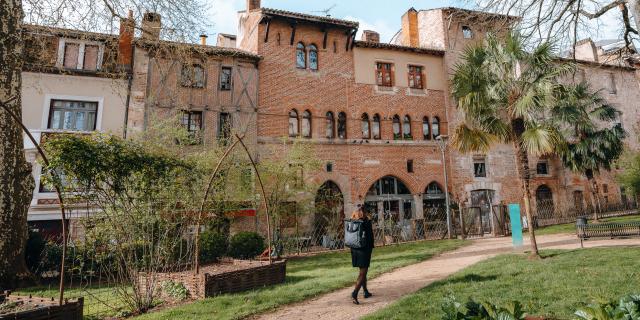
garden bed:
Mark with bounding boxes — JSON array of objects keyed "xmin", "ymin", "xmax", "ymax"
[
  {"xmin": 0, "ymin": 291, "xmax": 83, "ymax": 320},
  {"xmin": 148, "ymin": 259, "xmax": 287, "ymax": 299}
]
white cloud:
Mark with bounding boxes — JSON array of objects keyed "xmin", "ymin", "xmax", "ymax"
[{"xmin": 344, "ymin": 15, "xmax": 400, "ymax": 43}]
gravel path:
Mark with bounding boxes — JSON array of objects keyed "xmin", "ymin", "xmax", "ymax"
[{"xmin": 252, "ymin": 234, "xmax": 640, "ymax": 320}]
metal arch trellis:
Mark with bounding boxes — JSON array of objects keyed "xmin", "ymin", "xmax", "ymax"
[
  {"xmin": 0, "ymin": 96, "xmax": 69, "ymax": 306},
  {"xmin": 194, "ymin": 133, "xmax": 273, "ymax": 275}
]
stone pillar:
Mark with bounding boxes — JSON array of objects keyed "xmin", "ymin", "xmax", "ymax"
[{"xmin": 414, "ymin": 194, "xmax": 424, "ymax": 219}]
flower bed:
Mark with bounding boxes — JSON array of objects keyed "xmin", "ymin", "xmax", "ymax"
[
  {"xmin": 0, "ymin": 291, "xmax": 83, "ymax": 320},
  {"xmin": 147, "ymin": 260, "xmax": 287, "ymax": 299}
]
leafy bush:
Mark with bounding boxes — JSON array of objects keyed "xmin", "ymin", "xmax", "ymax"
[
  {"xmin": 161, "ymin": 280, "xmax": 189, "ymax": 300},
  {"xmin": 199, "ymin": 230, "xmax": 228, "ymax": 264},
  {"xmin": 228, "ymin": 232, "xmax": 265, "ymax": 260},
  {"xmin": 441, "ymin": 295, "xmax": 526, "ymax": 320},
  {"xmin": 25, "ymin": 231, "xmax": 46, "ymax": 273},
  {"xmin": 575, "ymin": 294, "xmax": 640, "ymax": 320}
]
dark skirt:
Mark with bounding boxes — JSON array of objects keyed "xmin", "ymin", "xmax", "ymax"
[{"xmin": 351, "ymin": 247, "xmax": 373, "ymax": 268}]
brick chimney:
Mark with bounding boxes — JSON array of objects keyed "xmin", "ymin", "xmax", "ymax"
[
  {"xmin": 142, "ymin": 12, "xmax": 161, "ymax": 40},
  {"xmin": 361, "ymin": 30, "xmax": 380, "ymax": 43},
  {"xmin": 118, "ymin": 10, "xmax": 134, "ymax": 70},
  {"xmin": 401, "ymin": 8, "xmax": 419, "ymax": 47},
  {"xmin": 247, "ymin": 0, "xmax": 260, "ymax": 11}
]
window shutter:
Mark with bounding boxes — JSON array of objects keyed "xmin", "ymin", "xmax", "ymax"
[
  {"xmin": 390, "ymin": 66, "xmax": 395, "ymax": 87},
  {"xmin": 421, "ymin": 70, "xmax": 425, "ymax": 89}
]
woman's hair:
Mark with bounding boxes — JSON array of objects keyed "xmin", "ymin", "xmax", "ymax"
[{"xmin": 351, "ymin": 208, "xmax": 365, "ymax": 220}]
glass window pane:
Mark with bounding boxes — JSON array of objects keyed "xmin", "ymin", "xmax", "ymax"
[
  {"xmin": 86, "ymin": 112, "xmax": 96, "ymax": 130},
  {"xmin": 309, "ymin": 50, "xmax": 318, "ymax": 70},
  {"xmin": 51, "ymin": 110, "xmax": 62, "ymax": 129},
  {"xmin": 75, "ymin": 112, "xmax": 85, "ymax": 130},
  {"xmin": 372, "ymin": 116, "xmax": 380, "ymax": 139},
  {"xmin": 63, "ymin": 111, "xmax": 74, "ymax": 129}
]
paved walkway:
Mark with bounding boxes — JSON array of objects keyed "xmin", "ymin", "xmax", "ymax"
[{"xmin": 253, "ymin": 234, "xmax": 640, "ymax": 320}]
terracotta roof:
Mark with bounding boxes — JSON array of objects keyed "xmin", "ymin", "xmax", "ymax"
[
  {"xmin": 135, "ymin": 39, "xmax": 261, "ymax": 61},
  {"xmin": 260, "ymin": 8, "xmax": 358, "ymax": 28},
  {"xmin": 23, "ymin": 24, "xmax": 117, "ymax": 41},
  {"xmin": 555, "ymin": 57, "xmax": 636, "ymax": 71},
  {"xmin": 423, "ymin": 7, "xmax": 520, "ymax": 20},
  {"xmin": 354, "ymin": 41, "xmax": 445, "ymax": 56}
]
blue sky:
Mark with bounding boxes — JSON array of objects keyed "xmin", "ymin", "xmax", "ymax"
[{"xmin": 208, "ymin": 0, "xmax": 467, "ymax": 42}]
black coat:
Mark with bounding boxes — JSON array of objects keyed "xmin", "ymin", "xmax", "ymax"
[{"xmin": 350, "ymin": 218, "xmax": 374, "ymax": 268}]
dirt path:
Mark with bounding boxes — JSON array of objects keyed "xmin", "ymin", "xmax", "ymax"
[{"xmin": 253, "ymin": 234, "xmax": 640, "ymax": 320}]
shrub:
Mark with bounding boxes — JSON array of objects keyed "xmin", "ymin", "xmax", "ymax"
[
  {"xmin": 441, "ymin": 295, "xmax": 526, "ymax": 320},
  {"xmin": 575, "ymin": 294, "xmax": 640, "ymax": 320},
  {"xmin": 25, "ymin": 231, "xmax": 46, "ymax": 273},
  {"xmin": 199, "ymin": 230, "xmax": 228, "ymax": 264},
  {"xmin": 228, "ymin": 232, "xmax": 265, "ymax": 259},
  {"xmin": 161, "ymin": 280, "xmax": 189, "ymax": 300}
]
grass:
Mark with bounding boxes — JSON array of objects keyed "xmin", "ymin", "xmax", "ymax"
[
  {"xmin": 365, "ymin": 247, "xmax": 640, "ymax": 320},
  {"xmin": 532, "ymin": 214, "xmax": 640, "ymax": 236},
  {"xmin": 14, "ymin": 284, "xmax": 130, "ymax": 319},
  {"xmin": 132, "ymin": 239, "xmax": 466, "ymax": 320}
]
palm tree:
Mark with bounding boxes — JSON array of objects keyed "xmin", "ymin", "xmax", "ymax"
[
  {"xmin": 554, "ymin": 83, "xmax": 626, "ymax": 220},
  {"xmin": 451, "ymin": 33, "xmax": 573, "ymax": 258}
]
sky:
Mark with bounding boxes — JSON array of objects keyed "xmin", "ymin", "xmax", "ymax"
[
  {"xmin": 206, "ymin": 0, "xmax": 625, "ymax": 45},
  {"xmin": 207, "ymin": 0, "xmax": 466, "ymax": 43}
]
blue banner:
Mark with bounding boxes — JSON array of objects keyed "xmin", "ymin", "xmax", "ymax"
[{"xmin": 508, "ymin": 204, "xmax": 523, "ymax": 248}]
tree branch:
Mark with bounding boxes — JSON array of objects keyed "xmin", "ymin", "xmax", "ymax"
[{"xmin": 576, "ymin": 0, "xmax": 625, "ymax": 19}]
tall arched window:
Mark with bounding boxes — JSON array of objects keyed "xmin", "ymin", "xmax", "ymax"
[
  {"xmin": 296, "ymin": 42, "xmax": 306, "ymax": 69},
  {"xmin": 337, "ymin": 112, "xmax": 347, "ymax": 139},
  {"xmin": 289, "ymin": 109, "xmax": 299, "ymax": 137},
  {"xmin": 372, "ymin": 114, "xmax": 381, "ymax": 140},
  {"xmin": 432, "ymin": 116, "xmax": 440, "ymax": 139},
  {"xmin": 403, "ymin": 115, "xmax": 412, "ymax": 139},
  {"xmin": 422, "ymin": 116, "xmax": 431, "ymax": 140},
  {"xmin": 326, "ymin": 111, "xmax": 335, "ymax": 139},
  {"xmin": 361, "ymin": 113, "xmax": 370, "ymax": 139},
  {"xmin": 392, "ymin": 115, "xmax": 401, "ymax": 140},
  {"xmin": 302, "ymin": 110, "xmax": 312, "ymax": 138},
  {"xmin": 308, "ymin": 44, "xmax": 318, "ymax": 70}
]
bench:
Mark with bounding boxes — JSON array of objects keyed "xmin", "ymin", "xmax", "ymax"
[{"xmin": 576, "ymin": 221, "xmax": 640, "ymax": 248}]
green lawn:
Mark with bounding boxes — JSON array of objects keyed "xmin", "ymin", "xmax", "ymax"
[
  {"xmin": 14, "ymin": 284, "xmax": 130, "ymax": 320},
  {"xmin": 365, "ymin": 247, "xmax": 640, "ymax": 320},
  {"xmin": 132, "ymin": 239, "xmax": 466, "ymax": 320},
  {"xmin": 532, "ymin": 214, "xmax": 640, "ymax": 235}
]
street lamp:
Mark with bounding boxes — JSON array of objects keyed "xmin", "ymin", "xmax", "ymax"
[{"xmin": 435, "ymin": 135, "xmax": 453, "ymax": 239}]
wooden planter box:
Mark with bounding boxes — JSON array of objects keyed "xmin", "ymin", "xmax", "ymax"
[
  {"xmin": 148, "ymin": 260, "xmax": 287, "ymax": 299},
  {"xmin": 0, "ymin": 291, "xmax": 83, "ymax": 320}
]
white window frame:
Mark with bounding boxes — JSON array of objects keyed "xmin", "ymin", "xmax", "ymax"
[
  {"xmin": 56, "ymin": 38, "xmax": 105, "ymax": 70},
  {"xmin": 41, "ymin": 94, "xmax": 104, "ymax": 131}
]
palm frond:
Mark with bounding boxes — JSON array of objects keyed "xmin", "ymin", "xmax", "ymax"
[
  {"xmin": 520, "ymin": 123, "xmax": 565, "ymax": 156},
  {"xmin": 451, "ymin": 124, "xmax": 497, "ymax": 154}
]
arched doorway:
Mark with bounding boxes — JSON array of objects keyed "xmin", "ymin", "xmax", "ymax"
[
  {"xmin": 423, "ymin": 182, "xmax": 448, "ymax": 239},
  {"xmin": 314, "ymin": 181, "xmax": 344, "ymax": 248},
  {"xmin": 536, "ymin": 185, "xmax": 554, "ymax": 218},
  {"xmin": 364, "ymin": 176, "xmax": 413, "ymax": 241},
  {"xmin": 469, "ymin": 189, "xmax": 496, "ymax": 234}
]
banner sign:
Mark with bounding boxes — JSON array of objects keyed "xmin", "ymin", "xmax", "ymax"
[{"xmin": 226, "ymin": 208, "xmax": 257, "ymax": 218}]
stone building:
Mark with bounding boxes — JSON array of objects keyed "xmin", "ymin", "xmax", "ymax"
[{"xmin": 235, "ymin": 1, "xmax": 455, "ymax": 239}]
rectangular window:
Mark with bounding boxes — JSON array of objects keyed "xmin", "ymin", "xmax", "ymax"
[
  {"xmin": 473, "ymin": 158, "xmax": 486, "ymax": 178},
  {"xmin": 181, "ymin": 111, "xmax": 203, "ymax": 142},
  {"xmin": 376, "ymin": 62, "xmax": 393, "ymax": 87},
  {"xmin": 181, "ymin": 64, "xmax": 206, "ymax": 88},
  {"xmin": 48, "ymin": 100, "xmax": 98, "ymax": 131},
  {"xmin": 220, "ymin": 67, "xmax": 232, "ymax": 90},
  {"xmin": 63, "ymin": 43, "xmax": 80, "ymax": 69},
  {"xmin": 407, "ymin": 159, "xmax": 414, "ymax": 173},
  {"xmin": 59, "ymin": 41, "xmax": 102, "ymax": 71},
  {"xmin": 536, "ymin": 162, "xmax": 549, "ymax": 175},
  {"xmin": 462, "ymin": 26, "xmax": 473, "ymax": 39},
  {"xmin": 219, "ymin": 112, "xmax": 231, "ymax": 142},
  {"xmin": 408, "ymin": 65, "xmax": 424, "ymax": 89},
  {"xmin": 326, "ymin": 162, "xmax": 333, "ymax": 172},
  {"xmin": 608, "ymin": 73, "xmax": 617, "ymax": 94},
  {"xmin": 39, "ymin": 167, "xmax": 73, "ymax": 193},
  {"xmin": 83, "ymin": 45, "xmax": 99, "ymax": 71}
]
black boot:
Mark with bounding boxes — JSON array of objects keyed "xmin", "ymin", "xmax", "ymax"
[
  {"xmin": 351, "ymin": 290, "xmax": 360, "ymax": 305},
  {"xmin": 363, "ymin": 289, "xmax": 372, "ymax": 298}
]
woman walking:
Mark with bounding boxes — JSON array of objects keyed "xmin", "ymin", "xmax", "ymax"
[{"xmin": 349, "ymin": 206, "xmax": 374, "ymax": 305}]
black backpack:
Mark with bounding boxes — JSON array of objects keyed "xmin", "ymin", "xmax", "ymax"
[{"xmin": 344, "ymin": 219, "xmax": 367, "ymax": 249}]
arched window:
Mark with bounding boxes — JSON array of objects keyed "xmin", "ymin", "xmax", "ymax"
[
  {"xmin": 302, "ymin": 110, "xmax": 312, "ymax": 138},
  {"xmin": 289, "ymin": 109, "xmax": 299, "ymax": 137},
  {"xmin": 432, "ymin": 116, "xmax": 440, "ymax": 139},
  {"xmin": 337, "ymin": 112, "xmax": 347, "ymax": 139},
  {"xmin": 403, "ymin": 115, "xmax": 412, "ymax": 139},
  {"xmin": 296, "ymin": 42, "xmax": 306, "ymax": 69},
  {"xmin": 361, "ymin": 113, "xmax": 370, "ymax": 139},
  {"xmin": 392, "ymin": 115, "xmax": 401, "ymax": 140},
  {"xmin": 422, "ymin": 116, "xmax": 431, "ymax": 140},
  {"xmin": 308, "ymin": 44, "xmax": 318, "ymax": 70},
  {"xmin": 326, "ymin": 111, "xmax": 335, "ymax": 139},
  {"xmin": 372, "ymin": 114, "xmax": 381, "ymax": 140}
]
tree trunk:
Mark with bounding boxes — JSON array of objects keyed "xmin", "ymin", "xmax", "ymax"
[
  {"xmin": 511, "ymin": 120, "xmax": 539, "ymax": 258},
  {"xmin": 589, "ymin": 178, "xmax": 601, "ymax": 221},
  {"xmin": 0, "ymin": 0, "xmax": 34, "ymax": 289}
]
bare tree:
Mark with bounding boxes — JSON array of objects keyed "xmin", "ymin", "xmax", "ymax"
[
  {"xmin": 0, "ymin": 0, "xmax": 211, "ymax": 291},
  {"xmin": 477, "ymin": 0, "xmax": 639, "ymax": 52}
]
